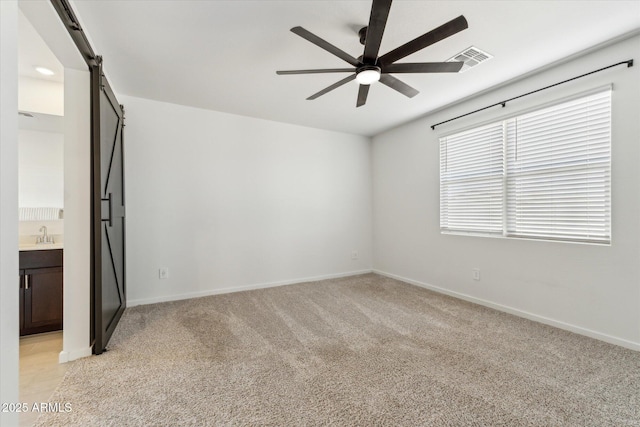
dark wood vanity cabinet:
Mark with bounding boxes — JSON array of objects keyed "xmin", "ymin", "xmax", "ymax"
[{"xmin": 19, "ymin": 249, "xmax": 63, "ymax": 336}]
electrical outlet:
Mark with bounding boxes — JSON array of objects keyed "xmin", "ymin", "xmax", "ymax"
[
  {"xmin": 472, "ymin": 268, "xmax": 480, "ymax": 281},
  {"xmin": 351, "ymin": 251, "xmax": 359, "ymax": 260},
  {"xmin": 159, "ymin": 268, "xmax": 169, "ymax": 280}
]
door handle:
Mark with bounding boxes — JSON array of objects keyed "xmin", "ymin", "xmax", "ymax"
[
  {"xmin": 25, "ymin": 274, "xmax": 30, "ymax": 290},
  {"xmin": 101, "ymin": 192, "xmax": 113, "ymax": 227}
]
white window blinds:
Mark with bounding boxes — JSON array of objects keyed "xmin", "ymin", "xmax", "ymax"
[
  {"xmin": 440, "ymin": 122, "xmax": 504, "ymax": 234},
  {"xmin": 440, "ymin": 88, "xmax": 611, "ymax": 244},
  {"xmin": 505, "ymin": 90, "xmax": 611, "ymax": 242}
]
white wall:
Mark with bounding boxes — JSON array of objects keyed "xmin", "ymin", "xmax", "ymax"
[
  {"xmin": 17, "ymin": 127, "xmax": 65, "ymax": 244},
  {"xmin": 61, "ymin": 68, "xmax": 92, "ymax": 363},
  {"xmin": 0, "ymin": 1, "xmax": 19, "ymax": 425},
  {"xmin": 372, "ymin": 34, "xmax": 640, "ymax": 350},
  {"xmin": 18, "ymin": 129, "xmax": 64, "ymax": 208},
  {"xmin": 122, "ymin": 96, "xmax": 372, "ymax": 305},
  {"xmin": 18, "ymin": 76, "xmax": 64, "ymax": 116}
]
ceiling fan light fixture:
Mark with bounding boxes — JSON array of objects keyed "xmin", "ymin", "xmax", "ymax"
[{"xmin": 356, "ymin": 66, "xmax": 381, "ymax": 85}]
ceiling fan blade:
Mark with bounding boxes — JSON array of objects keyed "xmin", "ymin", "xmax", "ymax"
[
  {"xmin": 277, "ymin": 68, "xmax": 356, "ymax": 75},
  {"xmin": 379, "ymin": 74, "xmax": 419, "ymax": 98},
  {"xmin": 291, "ymin": 27, "xmax": 360, "ymax": 67},
  {"xmin": 356, "ymin": 84, "xmax": 370, "ymax": 108},
  {"xmin": 378, "ymin": 15, "xmax": 468, "ymax": 66},
  {"xmin": 383, "ymin": 62, "xmax": 463, "ymax": 73},
  {"xmin": 362, "ymin": 0, "xmax": 393, "ymax": 64},
  {"xmin": 307, "ymin": 74, "xmax": 356, "ymax": 100}
]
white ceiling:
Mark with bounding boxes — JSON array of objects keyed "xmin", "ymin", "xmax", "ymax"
[
  {"xmin": 18, "ymin": 10, "xmax": 64, "ymax": 83},
  {"xmin": 69, "ymin": 0, "xmax": 640, "ymax": 136}
]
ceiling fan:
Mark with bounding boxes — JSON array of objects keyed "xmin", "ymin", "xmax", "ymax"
[{"xmin": 276, "ymin": 0, "xmax": 468, "ymax": 107}]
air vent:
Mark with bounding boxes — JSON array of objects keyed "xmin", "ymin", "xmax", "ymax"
[{"xmin": 447, "ymin": 46, "xmax": 493, "ymax": 73}]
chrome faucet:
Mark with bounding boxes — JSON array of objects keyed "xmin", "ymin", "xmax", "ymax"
[{"xmin": 36, "ymin": 225, "xmax": 54, "ymax": 244}]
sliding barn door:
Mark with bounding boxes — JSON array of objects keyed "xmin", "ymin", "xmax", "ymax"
[{"xmin": 92, "ymin": 62, "xmax": 126, "ymax": 354}]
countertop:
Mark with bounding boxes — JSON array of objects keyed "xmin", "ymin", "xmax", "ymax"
[{"xmin": 19, "ymin": 243, "xmax": 64, "ymax": 251}]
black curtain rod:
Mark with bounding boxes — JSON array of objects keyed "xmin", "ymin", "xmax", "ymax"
[{"xmin": 431, "ymin": 59, "xmax": 634, "ymax": 130}]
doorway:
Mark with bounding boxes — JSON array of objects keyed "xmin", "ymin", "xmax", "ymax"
[
  {"xmin": 18, "ymin": 0, "xmax": 91, "ymax": 367},
  {"xmin": 20, "ymin": 0, "xmax": 128, "ymax": 359},
  {"xmin": 16, "ymin": 7, "xmax": 75, "ymax": 426}
]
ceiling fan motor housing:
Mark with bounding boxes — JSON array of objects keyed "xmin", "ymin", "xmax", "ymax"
[{"xmin": 359, "ymin": 26, "xmax": 368, "ymax": 45}]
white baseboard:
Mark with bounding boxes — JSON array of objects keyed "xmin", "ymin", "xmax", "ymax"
[
  {"xmin": 374, "ymin": 269, "xmax": 640, "ymax": 352},
  {"xmin": 59, "ymin": 346, "xmax": 92, "ymax": 364},
  {"xmin": 127, "ymin": 269, "xmax": 373, "ymax": 307}
]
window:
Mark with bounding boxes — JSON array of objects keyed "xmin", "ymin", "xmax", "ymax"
[{"xmin": 440, "ymin": 89, "xmax": 611, "ymax": 244}]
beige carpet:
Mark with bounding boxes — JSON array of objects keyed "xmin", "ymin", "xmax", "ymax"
[{"xmin": 35, "ymin": 273, "xmax": 640, "ymax": 426}]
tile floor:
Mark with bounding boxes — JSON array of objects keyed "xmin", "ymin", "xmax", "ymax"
[{"xmin": 19, "ymin": 332, "xmax": 67, "ymax": 427}]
